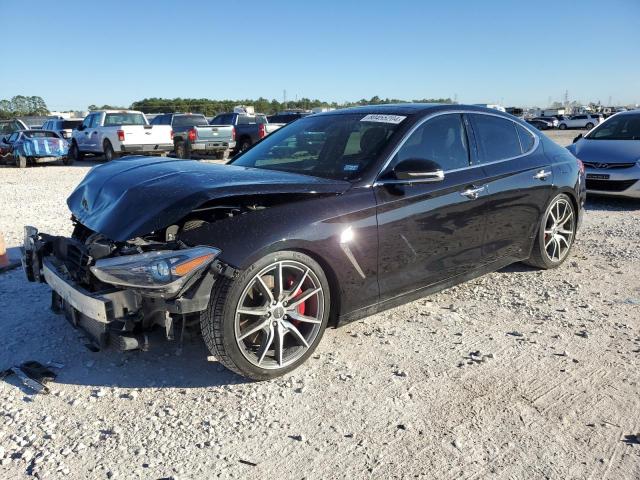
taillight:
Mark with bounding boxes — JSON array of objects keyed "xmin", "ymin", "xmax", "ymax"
[
  {"xmin": 188, "ymin": 128, "xmax": 197, "ymax": 142},
  {"xmin": 170, "ymin": 129, "xmax": 174, "ymax": 140},
  {"xmin": 258, "ymin": 123, "xmax": 265, "ymax": 139},
  {"xmin": 231, "ymin": 127, "xmax": 236, "ymax": 141},
  {"xmin": 576, "ymin": 158, "xmax": 585, "ymax": 175},
  {"xmin": 117, "ymin": 130, "xmax": 125, "ymax": 141}
]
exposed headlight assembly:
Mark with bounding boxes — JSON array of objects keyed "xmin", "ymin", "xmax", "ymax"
[{"xmin": 90, "ymin": 246, "xmax": 220, "ymax": 295}]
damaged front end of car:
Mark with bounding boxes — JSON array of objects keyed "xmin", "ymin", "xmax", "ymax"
[{"xmin": 22, "ymin": 223, "xmax": 236, "ymax": 351}]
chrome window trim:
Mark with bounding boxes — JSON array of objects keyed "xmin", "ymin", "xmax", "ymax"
[{"xmin": 374, "ymin": 110, "xmax": 540, "ymax": 182}]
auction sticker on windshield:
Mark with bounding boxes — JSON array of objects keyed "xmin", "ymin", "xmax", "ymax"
[{"xmin": 360, "ymin": 114, "xmax": 406, "ymax": 124}]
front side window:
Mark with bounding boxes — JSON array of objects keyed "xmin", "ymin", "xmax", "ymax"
[
  {"xmin": 89, "ymin": 114, "xmax": 102, "ymax": 128},
  {"xmin": 393, "ymin": 114, "xmax": 469, "ymax": 170},
  {"xmin": 230, "ymin": 113, "xmax": 402, "ymax": 181},
  {"xmin": 81, "ymin": 115, "xmax": 93, "ymax": 129},
  {"xmin": 470, "ymin": 114, "xmax": 522, "ymax": 162}
]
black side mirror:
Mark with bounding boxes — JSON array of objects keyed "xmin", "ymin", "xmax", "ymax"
[
  {"xmin": 391, "ymin": 158, "xmax": 445, "ymax": 182},
  {"xmin": 573, "ymin": 134, "xmax": 583, "ymax": 143}
]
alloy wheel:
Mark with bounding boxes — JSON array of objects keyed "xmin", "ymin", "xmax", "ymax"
[
  {"xmin": 543, "ymin": 198, "xmax": 574, "ymax": 263},
  {"xmin": 234, "ymin": 260, "xmax": 325, "ymax": 369}
]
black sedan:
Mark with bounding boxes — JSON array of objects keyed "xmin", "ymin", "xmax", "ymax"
[{"xmin": 23, "ymin": 104, "xmax": 586, "ymax": 380}]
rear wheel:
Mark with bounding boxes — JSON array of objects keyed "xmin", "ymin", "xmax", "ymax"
[
  {"xmin": 238, "ymin": 138, "xmax": 252, "ymax": 153},
  {"xmin": 525, "ymin": 194, "xmax": 576, "ymax": 269},
  {"xmin": 559, "ymin": 123, "xmax": 567, "ymax": 130},
  {"xmin": 585, "ymin": 122, "xmax": 594, "ymax": 130},
  {"xmin": 174, "ymin": 141, "xmax": 189, "ymax": 159},
  {"xmin": 15, "ymin": 155, "xmax": 27, "ymax": 168},
  {"xmin": 103, "ymin": 141, "xmax": 118, "ymax": 161},
  {"xmin": 62, "ymin": 155, "xmax": 74, "ymax": 166},
  {"xmin": 201, "ymin": 251, "xmax": 330, "ymax": 380}
]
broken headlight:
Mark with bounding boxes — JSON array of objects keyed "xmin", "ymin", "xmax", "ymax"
[{"xmin": 90, "ymin": 246, "xmax": 220, "ymax": 295}]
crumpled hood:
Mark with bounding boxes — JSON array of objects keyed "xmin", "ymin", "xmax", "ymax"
[
  {"xmin": 567, "ymin": 139, "xmax": 640, "ymax": 164},
  {"xmin": 67, "ymin": 156, "xmax": 350, "ymax": 242}
]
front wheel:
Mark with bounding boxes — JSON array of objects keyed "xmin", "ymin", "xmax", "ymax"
[
  {"xmin": 559, "ymin": 123, "xmax": 567, "ymax": 130},
  {"xmin": 585, "ymin": 122, "xmax": 594, "ymax": 130},
  {"xmin": 525, "ymin": 194, "xmax": 576, "ymax": 269},
  {"xmin": 201, "ymin": 251, "xmax": 331, "ymax": 380},
  {"xmin": 69, "ymin": 142, "xmax": 84, "ymax": 162},
  {"xmin": 15, "ymin": 155, "xmax": 27, "ymax": 168}
]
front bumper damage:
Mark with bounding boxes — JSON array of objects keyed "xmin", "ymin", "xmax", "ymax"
[{"xmin": 22, "ymin": 226, "xmax": 234, "ymax": 351}]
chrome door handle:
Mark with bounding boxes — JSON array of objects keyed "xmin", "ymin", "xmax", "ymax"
[
  {"xmin": 534, "ymin": 169, "xmax": 552, "ymax": 180},
  {"xmin": 460, "ymin": 185, "xmax": 486, "ymax": 199}
]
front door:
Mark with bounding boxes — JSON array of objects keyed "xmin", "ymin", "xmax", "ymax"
[{"xmin": 375, "ymin": 113, "xmax": 489, "ymax": 302}]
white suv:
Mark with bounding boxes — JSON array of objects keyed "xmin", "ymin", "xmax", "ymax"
[{"xmin": 558, "ymin": 114, "xmax": 603, "ymax": 130}]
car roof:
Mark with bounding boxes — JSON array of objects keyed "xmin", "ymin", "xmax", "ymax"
[{"xmin": 313, "ymin": 103, "xmax": 507, "ymax": 117}]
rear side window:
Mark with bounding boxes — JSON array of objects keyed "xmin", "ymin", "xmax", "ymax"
[
  {"xmin": 470, "ymin": 114, "xmax": 522, "ymax": 162},
  {"xmin": 515, "ymin": 124, "xmax": 535, "ymax": 153}
]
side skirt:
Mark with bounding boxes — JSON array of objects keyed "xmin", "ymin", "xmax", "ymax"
[{"xmin": 336, "ymin": 256, "xmax": 520, "ymax": 327}]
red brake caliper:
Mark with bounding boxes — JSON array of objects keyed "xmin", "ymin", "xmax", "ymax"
[{"xmin": 286, "ymin": 277, "xmax": 305, "ymax": 324}]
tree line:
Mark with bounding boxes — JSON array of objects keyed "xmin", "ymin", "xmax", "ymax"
[
  {"xmin": 130, "ymin": 96, "xmax": 454, "ymax": 116},
  {"xmin": 0, "ymin": 95, "xmax": 49, "ymax": 119}
]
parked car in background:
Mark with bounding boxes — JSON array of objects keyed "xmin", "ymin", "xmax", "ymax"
[
  {"xmin": 526, "ymin": 119, "xmax": 553, "ymax": 130},
  {"xmin": 268, "ymin": 111, "xmax": 311, "ymax": 124},
  {"xmin": 0, "ymin": 118, "xmax": 28, "ymax": 138},
  {"xmin": 0, "ymin": 130, "xmax": 69, "ymax": 168},
  {"xmin": 22, "ymin": 104, "xmax": 585, "ymax": 380},
  {"xmin": 70, "ymin": 110, "xmax": 173, "ymax": 161},
  {"xmin": 532, "ymin": 116, "xmax": 559, "ymax": 128},
  {"xmin": 41, "ymin": 118, "xmax": 83, "ymax": 139},
  {"xmin": 210, "ymin": 112, "xmax": 284, "ymax": 153},
  {"xmin": 151, "ymin": 113, "xmax": 235, "ymax": 159},
  {"xmin": 567, "ymin": 111, "xmax": 640, "ymax": 198},
  {"xmin": 558, "ymin": 114, "xmax": 603, "ymax": 130}
]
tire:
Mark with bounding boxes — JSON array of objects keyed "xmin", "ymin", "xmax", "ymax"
[
  {"xmin": 175, "ymin": 141, "xmax": 189, "ymax": 159},
  {"xmin": 103, "ymin": 141, "xmax": 118, "ymax": 162},
  {"xmin": 15, "ymin": 155, "xmax": 27, "ymax": 168},
  {"xmin": 201, "ymin": 250, "xmax": 331, "ymax": 380},
  {"xmin": 62, "ymin": 155, "xmax": 74, "ymax": 166},
  {"xmin": 238, "ymin": 138, "xmax": 252, "ymax": 153},
  {"xmin": 525, "ymin": 193, "xmax": 576, "ymax": 270},
  {"xmin": 214, "ymin": 150, "xmax": 229, "ymax": 161},
  {"xmin": 69, "ymin": 142, "xmax": 84, "ymax": 162},
  {"xmin": 559, "ymin": 123, "xmax": 567, "ymax": 130},
  {"xmin": 585, "ymin": 122, "xmax": 594, "ymax": 130}
]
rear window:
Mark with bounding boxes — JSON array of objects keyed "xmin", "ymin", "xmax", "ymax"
[
  {"xmin": 471, "ymin": 114, "xmax": 523, "ymax": 162},
  {"xmin": 62, "ymin": 120, "xmax": 82, "ymax": 129},
  {"xmin": 104, "ymin": 113, "xmax": 146, "ymax": 126},
  {"xmin": 173, "ymin": 115, "xmax": 208, "ymax": 127}
]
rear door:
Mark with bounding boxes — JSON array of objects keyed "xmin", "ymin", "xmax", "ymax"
[
  {"xmin": 467, "ymin": 113, "xmax": 553, "ymax": 263},
  {"xmin": 375, "ymin": 113, "xmax": 489, "ymax": 301}
]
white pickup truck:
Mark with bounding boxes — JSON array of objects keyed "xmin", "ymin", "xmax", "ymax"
[{"xmin": 70, "ymin": 110, "xmax": 173, "ymax": 161}]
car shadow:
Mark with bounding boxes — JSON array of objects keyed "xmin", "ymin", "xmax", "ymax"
[
  {"xmin": 585, "ymin": 195, "xmax": 640, "ymax": 211},
  {"xmin": 51, "ymin": 329, "xmax": 251, "ymax": 390}
]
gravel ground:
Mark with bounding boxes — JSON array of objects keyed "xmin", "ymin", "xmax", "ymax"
[{"xmin": 1, "ymin": 132, "xmax": 639, "ymax": 479}]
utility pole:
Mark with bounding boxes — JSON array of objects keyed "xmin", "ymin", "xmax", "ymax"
[{"xmin": 283, "ymin": 89, "xmax": 287, "ymax": 110}]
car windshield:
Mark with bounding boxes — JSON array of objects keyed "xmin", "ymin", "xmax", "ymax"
[
  {"xmin": 586, "ymin": 114, "xmax": 640, "ymax": 140},
  {"xmin": 229, "ymin": 113, "xmax": 404, "ymax": 181},
  {"xmin": 174, "ymin": 115, "xmax": 208, "ymax": 127},
  {"xmin": 104, "ymin": 113, "xmax": 147, "ymax": 126},
  {"xmin": 24, "ymin": 131, "xmax": 59, "ymax": 138}
]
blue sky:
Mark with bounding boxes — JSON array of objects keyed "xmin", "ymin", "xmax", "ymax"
[{"xmin": 2, "ymin": 0, "xmax": 639, "ymax": 110}]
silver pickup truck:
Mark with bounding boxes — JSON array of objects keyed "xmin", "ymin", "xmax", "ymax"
[{"xmin": 150, "ymin": 113, "xmax": 236, "ymax": 159}]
